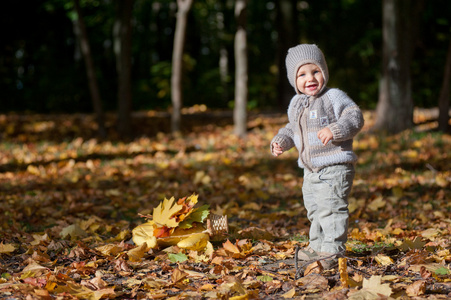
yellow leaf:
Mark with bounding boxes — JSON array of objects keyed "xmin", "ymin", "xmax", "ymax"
[
  {"xmin": 27, "ymin": 165, "xmax": 41, "ymax": 176},
  {"xmin": 20, "ymin": 262, "xmax": 48, "ymax": 279},
  {"xmin": 339, "ymin": 257, "xmax": 349, "ymax": 288},
  {"xmin": 132, "ymin": 222, "xmax": 157, "ymax": 249},
  {"xmin": 95, "ymin": 244, "xmax": 124, "ymax": 257},
  {"xmin": 367, "ymin": 196, "xmax": 386, "ymax": 211},
  {"xmin": 153, "ymin": 197, "xmax": 184, "ymax": 228},
  {"xmin": 375, "ymin": 254, "xmax": 394, "ymax": 266},
  {"xmin": 362, "ymin": 275, "xmax": 392, "ymax": 297},
  {"xmin": 223, "ymin": 240, "xmax": 241, "ymax": 254},
  {"xmin": 60, "ymin": 224, "xmax": 87, "ymax": 240},
  {"xmin": 177, "ymin": 232, "xmax": 209, "ymax": 250},
  {"xmin": 127, "ymin": 243, "xmax": 148, "ymax": 262},
  {"xmin": 30, "ymin": 233, "xmax": 50, "ymax": 246},
  {"xmin": 420, "ymin": 228, "xmax": 440, "ymax": 240},
  {"xmin": 229, "ymin": 295, "xmax": 249, "ymax": 300},
  {"xmin": 281, "ymin": 288, "xmax": 297, "ymax": 298},
  {"xmin": 0, "ymin": 242, "xmax": 16, "ymax": 254}
]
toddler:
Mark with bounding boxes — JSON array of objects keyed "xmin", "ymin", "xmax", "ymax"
[{"xmin": 271, "ymin": 44, "xmax": 364, "ymax": 269}]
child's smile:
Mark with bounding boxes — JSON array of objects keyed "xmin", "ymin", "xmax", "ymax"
[{"xmin": 296, "ymin": 64, "xmax": 324, "ymax": 96}]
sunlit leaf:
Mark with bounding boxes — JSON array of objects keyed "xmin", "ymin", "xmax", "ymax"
[
  {"xmin": 178, "ymin": 204, "xmax": 210, "ymax": 229},
  {"xmin": 153, "ymin": 197, "xmax": 184, "ymax": 228},
  {"xmin": 0, "ymin": 243, "xmax": 16, "ymax": 254},
  {"xmin": 168, "ymin": 253, "xmax": 188, "ymax": 263},
  {"xmin": 127, "ymin": 243, "xmax": 148, "ymax": 262},
  {"xmin": 177, "ymin": 232, "xmax": 209, "ymax": 250},
  {"xmin": 257, "ymin": 275, "xmax": 273, "ymax": 282}
]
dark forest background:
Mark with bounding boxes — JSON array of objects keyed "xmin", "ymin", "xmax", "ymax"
[{"xmin": 1, "ymin": 0, "xmax": 450, "ymax": 114}]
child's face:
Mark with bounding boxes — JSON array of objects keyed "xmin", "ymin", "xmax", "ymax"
[{"xmin": 296, "ymin": 64, "xmax": 324, "ymax": 96}]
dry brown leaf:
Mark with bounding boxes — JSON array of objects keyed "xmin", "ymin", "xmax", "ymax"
[
  {"xmin": 406, "ymin": 280, "xmax": 426, "ymax": 297},
  {"xmin": 172, "ymin": 268, "xmax": 188, "ymax": 284},
  {"xmin": 304, "ymin": 261, "xmax": 323, "ymax": 276},
  {"xmin": 238, "ymin": 227, "xmax": 274, "ymax": 240},
  {"xmin": 126, "ymin": 243, "xmax": 148, "ymax": 262}
]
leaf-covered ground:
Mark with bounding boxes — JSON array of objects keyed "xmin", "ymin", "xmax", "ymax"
[{"xmin": 0, "ymin": 109, "xmax": 450, "ymax": 299}]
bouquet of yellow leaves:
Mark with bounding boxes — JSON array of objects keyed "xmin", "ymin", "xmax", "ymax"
[{"xmin": 132, "ymin": 194, "xmax": 227, "ymax": 251}]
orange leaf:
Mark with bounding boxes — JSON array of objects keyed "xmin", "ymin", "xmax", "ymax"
[
  {"xmin": 153, "ymin": 226, "xmax": 172, "ymax": 238},
  {"xmin": 223, "ymin": 240, "xmax": 240, "ymax": 254}
]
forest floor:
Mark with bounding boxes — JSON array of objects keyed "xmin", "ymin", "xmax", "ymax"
[{"xmin": 0, "ymin": 108, "xmax": 450, "ymax": 299}]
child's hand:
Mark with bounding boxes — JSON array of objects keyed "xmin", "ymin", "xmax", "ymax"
[
  {"xmin": 317, "ymin": 127, "xmax": 333, "ymax": 145},
  {"xmin": 272, "ymin": 142, "xmax": 283, "ymax": 156}
]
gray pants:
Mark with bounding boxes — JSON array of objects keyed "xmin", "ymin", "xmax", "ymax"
[{"xmin": 302, "ymin": 164, "xmax": 355, "ymax": 254}]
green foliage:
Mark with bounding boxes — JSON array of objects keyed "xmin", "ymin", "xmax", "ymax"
[
  {"xmin": 434, "ymin": 267, "xmax": 450, "ymax": 275},
  {"xmin": 257, "ymin": 275, "xmax": 273, "ymax": 282},
  {"xmin": 178, "ymin": 204, "xmax": 210, "ymax": 229},
  {"xmin": 290, "ymin": 234, "xmax": 309, "ymax": 243}
]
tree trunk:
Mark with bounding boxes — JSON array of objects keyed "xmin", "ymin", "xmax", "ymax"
[
  {"xmin": 73, "ymin": 0, "xmax": 106, "ymax": 138},
  {"xmin": 373, "ymin": 0, "xmax": 415, "ymax": 134},
  {"xmin": 438, "ymin": 38, "xmax": 451, "ymax": 133},
  {"xmin": 233, "ymin": 0, "xmax": 248, "ymax": 138},
  {"xmin": 216, "ymin": 6, "xmax": 229, "ymax": 105},
  {"xmin": 114, "ymin": 0, "xmax": 134, "ymax": 139},
  {"xmin": 171, "ymin": 0, "xmax": 193, "ymax": 134},
  {"xmin": 276, "ymin": 0, "xmax": 298, "ymax": 109}
]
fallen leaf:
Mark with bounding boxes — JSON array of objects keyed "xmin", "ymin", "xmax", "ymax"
[
  {"xmin": 153, "ymin": 196, "xmax": 184, "ymax": 228},
  {"xmin": 362, "ymin": 275, "xmax": 392, "ymax": 297},
  {"xmin": 168, "ymin": 253, "xmax": 188, "ymax": 263},
  {"xmin": 0, "ymin": 243, "xmax": 16, "ymax": 254},
  {"xmin": 406, "ymin": 280, "xmax": 426, "ymax": 297},
  {"xmin": 172, "ymin": 268, "xmax": 188, "ymax": 284},
  {"xmin": 127, "ymin": 243, "xmax": 148, "ymax": 262},
  {"xmin": 338, "ymin": 257, "xmax": 349, "ymax": 288},
  {"xmin": 238, "ymin": 227, "xmax": 274, "ymax": 240},
  {"xmin": 304, "ymin": 261, "xmax": 323, "ymax": 276},
  {"xmin": 375, "ymin": 254, "xmax": 394, "ymax": 266},
  {"xmin": 177, "ymin": 232, "xmax": 209, "ymax": 250},
  {"xmin": 281, "ymin": 288, "xmax": 297, "ymax": 298},
  {"xmin": 132, "ymin": 222, "xmax": 157, "ymax": 249},
  {"xmin": 367, "ymin": 197, "xmax": 386, "ymax": 211},
  {"xmin": 60, "ymin": 224, "xmax": 87, "ymax": 240}
]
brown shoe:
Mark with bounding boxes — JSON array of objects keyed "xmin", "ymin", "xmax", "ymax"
[{"xmin": 296, "ymin": 247, "xmax": 321, "ymax": 261}]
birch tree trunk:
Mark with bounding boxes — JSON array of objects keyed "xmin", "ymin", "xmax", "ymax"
[
  {"xmin": 216, "ymin": 7, "xmax": 229, "ymax": 105},
  {"xmin": 233, "ymin": 0, "xmax": 248, "ymax": 137},
  {"xmin": 373, "ymin": 0, "xmax": 414, "ymax": 134},
  {"xmin": 171, "ymin": 0, "xmax": 193, "ymax": 134},
  {"xmin": 438, "ymin": 38, "xmax": 451, "ymax": 133},
  {"xmin": 114, "ymin": 0, "xmax": 134, "ymax": 138},
  {"xmin": 73, "ymin": 0, "xmax": 106, "ymax": 138}
]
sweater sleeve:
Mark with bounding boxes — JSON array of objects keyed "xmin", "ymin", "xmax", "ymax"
[
  {"xmin": 327, "ymin": 90, "xmax": 364, "ymax": 142},
  {"xmin": 270, "ymin": 123, "xmax": 296, "ymax": 153}
]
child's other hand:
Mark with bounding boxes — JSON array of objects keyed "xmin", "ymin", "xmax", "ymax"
[
  {"xmin": 272, "ymin": 142, "xmax": 283, "ymax": 156},
  {"xmin": 317, "ymin": 128, "xmax": 333, "ymax": 145}
]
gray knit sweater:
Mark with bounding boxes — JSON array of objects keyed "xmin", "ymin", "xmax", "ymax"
[{"xmin": 271, "ymin": 87, "xmax": 364, "ymax": 172}]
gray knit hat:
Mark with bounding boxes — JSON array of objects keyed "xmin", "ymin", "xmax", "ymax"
[{"xmin": 285, "ymin": 44, "xmax": 329, "ymax": 94}]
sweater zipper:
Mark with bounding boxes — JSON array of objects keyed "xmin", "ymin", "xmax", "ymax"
[{"xmin": 299, "ymin": 105, "xmax": 313, "ymax": 172}]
